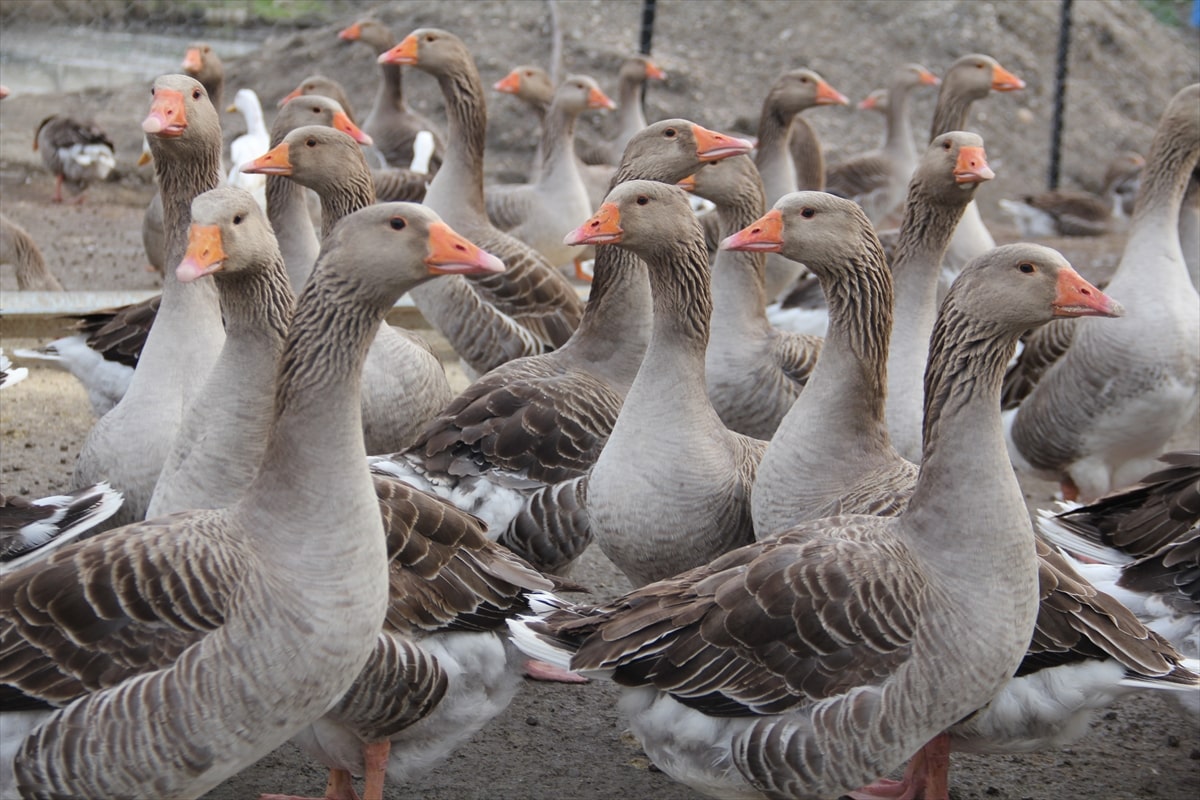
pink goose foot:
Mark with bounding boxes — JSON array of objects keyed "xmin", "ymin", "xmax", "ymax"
[
  {"xmin": 846, "ymin": 733, "xmax": 951, "ymax": 800},
  {"xmin": 523, "ymin": 658, "xmax": 590, "ymax": 683}
]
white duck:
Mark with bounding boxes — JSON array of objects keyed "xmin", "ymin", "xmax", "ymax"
[{"xmin": 226, "ymin": 87, "xmax": 270, "ymax": 211}]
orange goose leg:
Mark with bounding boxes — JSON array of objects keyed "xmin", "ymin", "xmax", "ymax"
[{"xmin": 259, "ymin": 768, "xmax": 361, "ymax": 800}]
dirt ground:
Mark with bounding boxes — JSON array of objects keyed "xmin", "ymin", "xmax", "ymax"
[{"xmin": 1, "ymin": 1, "xmax": 1199, "ymax": 798}]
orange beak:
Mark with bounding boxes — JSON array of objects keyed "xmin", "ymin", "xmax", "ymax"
[
  {"xmin": 331, "ymin": 110, "xmax": 373, "ymax": 146},
  {"xmin": 379, "ymin": 33, "xmax": 419, "ymax": 65},
  {"xmin": 494, "ymin": 70, "xmax": 523, "ymax": 94},
  {"xmin": 858, "ymin": 94, "xmax": 880, "ymax": 111},
  {"xmin": 721, "ymin": 209, "xmax": 784, "ymax": 252},
  {"xmin": 954, "ymin": 145, "xmax": 995, "ymax": 184},
  {"xmin": 177, "ymin": 224, "xmax": 226, "ymax": 282},
  {"xmin": 1052, "ymin": 266, "xmax": 1123, "ymax": 318},
  {"xmin": 425, "ymin": 221, "xmax": 506, "ymax": 275},
  {"xmin": 587, "ymin": 86, "xmax": 616, "ymax": 110},
  {"xmin": 241, "ymin": 142, "xmax": 292, "ymax": 175},
  {"xmin": 676, "ymin": 175, "xmax": 697, "ymax": 192},
  {"xmin": 815, "ymin": 79, "xmax": 849, "ymax": 107},
  {"xmin": 278, "ymin": 85, "xmax": 305, "ymax": 107},
  {"xmin": 564, "ymin": 202, "xmax": 622, "ymax": 246},
  {"xmin": 338, "ymin": 22, "xmax": 362, "ymax": 41},
  {"xmin": 644, "ymin": 60, "xmax": 667, "ymax": 81},
  {"xmin": 691, "ymin": 124, "xmax": 755, "ymax": 161},
  {"xmin": 137, "ymin": 149, "xmax": 153, "ymax": 167},
  {"xmin": 991, "ymin": 63, "xmax": 1026, "ymax": 92},
  {"xmin": 181, "ymin": 47, "xmax": 203, "ymax": 73},
  {"xmin": 574, "ymin": 257, "xmax": 594, "ymax": 283},
  {"xmin": 918, "ymin": 68, "xmax": 941, "ymax": 87},
  {"xmin": 143, "ymin": 88, "xmax": 187, "ymax": 138}
]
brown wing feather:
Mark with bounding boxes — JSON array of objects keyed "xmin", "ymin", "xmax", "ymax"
[
  {"xmin": 542, "ymin": 520, "xmax": 925, "ymax": 716},
  {"xmin": 0, "ymin": 512, "xmax": 248, "ymax": 706},
  {"xmin": 415, "ymin": 358, "xmax": 621, "ymax": 484},
  {"xmin": 1019, "ymin": 537, "xmax": 1192, "ymax": 681},
  {"xmin": 461, "ymin": 226, "xmax": 584, "ymax": 349},
  {"xmin": 373, "ymin": 476, "xmax": 556, "ymax": 635}
]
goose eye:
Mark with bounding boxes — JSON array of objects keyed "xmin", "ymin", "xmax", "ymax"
[
  {"xmin": 425, "ymin": 34, "xmax": 436, "ymax": 42},
  {"xmin": 943, "ymin": 141, "xmax": 952, "ymax": 150},
  {"xmin": 1018, "ymin": 263, "xmax": 1035, "ymax": 274},
  {"xmin": 193, "ymin": 89, "xmax": 202, "ymax": 100},
  {"xmin": 306, "ymin": 138, "xmax": 317, "ymax": 147},
  {"xmin": 390, "ymin": 217, "xmax": 407, "ymax": 231},
  {"xmin": 311, "ymin": 106, "xmax": 320, "ymax": 113},
  {"xmin": 636, "ymin": 196, "xmax": 649, "ymax": 206},
  {"xmin": 150, "ymin": 87, "xmax": 156, "ymax": 96},
  {"xmin": 801, "ymin": 208, "xmax": 815, "ymax": 218},
  {"xmin": 233, "ymin": 214, "xmax": 244, "ymax": 225},
  {"xmin": 663, "ymin": 127, "xmax": 677, "ymax": 138}
]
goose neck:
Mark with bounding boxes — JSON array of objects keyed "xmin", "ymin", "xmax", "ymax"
[
  {"xmin": 424, "ymin": 69, "xmax": 487, "ymax": 218},
  {"xmin": 561, "ymin": 247, "xmax": 652, "ymax": 389}
]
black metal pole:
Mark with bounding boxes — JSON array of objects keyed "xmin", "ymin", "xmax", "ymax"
[
  {"xmin": 1048, "ymin": 0, "xmax": 1073, "ymax": 190},
  {"xmin": 640, "ymin": 0, "xmax": 657, "ymax": 55}
]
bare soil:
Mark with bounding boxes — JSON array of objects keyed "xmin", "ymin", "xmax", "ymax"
[{"xmin": 1, "ymin": 2, "xmax": 1198, "ymax": 799}]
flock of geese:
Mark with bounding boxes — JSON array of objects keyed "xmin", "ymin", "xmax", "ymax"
[{"xmin": 0, "ymin": 13, "xmax": 1198, "ymax": 800}]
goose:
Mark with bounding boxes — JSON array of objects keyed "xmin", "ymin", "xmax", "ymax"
[
  {"xmin": 378, "ymin": 28, "xmax": 585, "ymax": 376},
  {"xmin": 279, "ymin": 74, "xmax": 357, "ymax": 121},
  {"xmin": 507, "ymin": 243, "xmax": 1124, "ymax": 800},
  {"xmin": 145, "ymin": 186, "xmax": 292, "ymax": 518},
  {"xmin": 368, "ymin": 119, "xmax": 754, "ymax": 575},
  {"xmin": 1004, "ymin": 84, "xmax": 1200, "ymax": 502},
  {"xmin": 0, "ymin": 483, "xmax": 122, "ymax": 576},
  {"xmin": 261, "ymin": 93, "xmax": 372, "ymax": 290},
  {"xmin": 824, "ymin": 63, "xmax": 941, "ymax": 224},
  {"xmin": 181, "ymin": 42, "xmax": 224, "ymax": 109},
  {"xmin": 12, "ymin": 297, "xmax": 157, "ymax": 417},
  {"xmin": 929, "ymin": 54, "xmax": 1025, "ymax": 271},
  {"xmin": 998, "ymin": 151, "xmax": 1146, "ymax": 237},
  {"xmin": 486, "ymin": 74, "xmax": 615, "ymax": 272},
  {"xmin": 0, "ymin": 202, "xmax": 502, "ymax": 800},
  {"xmin": 727, "ymin": 195, "xmax": 1197, "ymax": 800},
  {"xmin": 0, "ymin": 213, "xmax": 61, "ymax": 290},
  {"xmin": 493, "ymin": 63, "xmax": 616, "ymax": 210},
  {"xmin": 600, "ymin": 55, "xmax": 668, "ymax": 164},
  {"xmin": 1181, "ymin": 169, "xmax": 1199, "ymax": 287},
  {"xmin": 242, "ymin": 125, "xmax": 454, "ymax": 455},
  {"xmin": 743, "ymin": 133, "xmax": 997, "ymax": 535},
  {"xmin": 0, "ymin": 350, "xmax": 28, "ymax": 390},
  {"xmin": 135, "ymin": 187, "xmax": 547, "ymax": 800},
  {"xmin": 226, "ymin": 87, "xmax": 270, "ymax": 211},
  {"xmin": 752, "ymin": 67, "xmax": 848, "ymax": 301},
  {"xmin": 32, "ymin": 114, "xmax": 115, "ymax": 204},
  {"xmin": 493, "ymin": 63, "xmax": 556, "ymax": 175},
  {"xmin": 886, "ymin": 132, "xmax": 995, "ymax": 462},
  {"xmin": 563, "ymin": 180, "xmax": 766, "ymax": 587},
  {"xmin": 678, "ymin": 154, "xmax": 821, "ymax": 440},
  {"xmin": 71, "ymin": 74, "xmax": 228, "ymax": 528},
  {"xmin": 1038, "ymin": 450, "xmax": 1200, "ymax": 658},
  {"xmin": 277, "ymin": 74, "xmax": 401, "ymax": 171},
  {"xmin": 338, "ymin": 18, "xmax": 447, "ymax": 171}
]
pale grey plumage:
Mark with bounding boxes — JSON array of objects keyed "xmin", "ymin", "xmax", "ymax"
[
  {"xmin": 485, "ymin": 75, "xmax": 611, "ymax": 268},
  {"xmin": 509, "ymin": 243, "xmax": 1123, "ymax": 799},
  {"xmin": 2, "ymin": 202, "xmax": 473, "ymax": 799},
  {"xmin": 72, "ymin": 74, "xmax": 227, "ymax": 528},
  {"xmin": 690, "ymin": 155, "xmax": 821, "ymax": 440},
  {"xmin": 579, "ymin": 181, "xmax": 765, "ymax": 587},
  {"xmin": 1006, "ymin": 84, "xmax": 1200, "ymax": 501}
]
